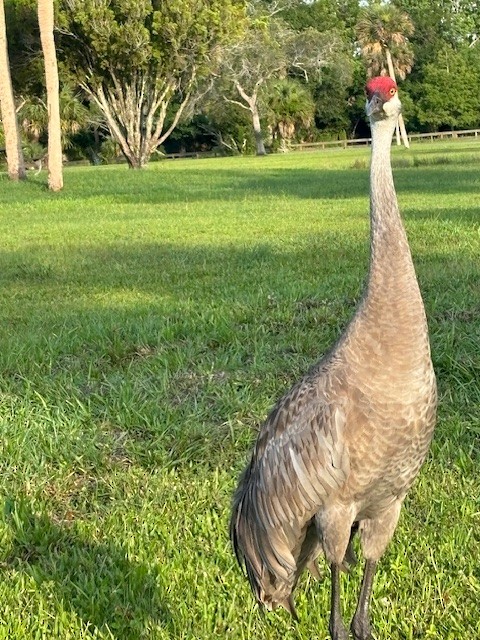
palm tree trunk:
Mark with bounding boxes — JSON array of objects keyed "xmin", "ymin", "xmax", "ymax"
[
  {"xmin": 38, "ymin": 0, "xmax": 63, "ymax": 191},
  {"xmin": 0, "ymin": 0, "xmax": 26, "ymax": 180},
  {"xmin": 385, "ymin": 48, "xmax": 409, "ymax": 148}
]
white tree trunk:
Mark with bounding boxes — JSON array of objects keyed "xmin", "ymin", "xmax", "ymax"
[
  {"xmin": 252, "ymin": 105, "xmax": 266, "ymax": 156},
  {"xmin": 385, "ymin": 48, "xmax": 409, "ymax": 148},
  {"xmin": 0, "ymin": 0, "xmax": 26, "ymax": 180},
  {"xmin": 38, "ymin": 0, "xmax": 63, "ymax": 190},
  {"xmin": 231, "ymin": 82, "xmax": 267, "ymax": 156},
  {"xmin": 83, "ymin": 75, "xmax": 193, "ymax": 168}
]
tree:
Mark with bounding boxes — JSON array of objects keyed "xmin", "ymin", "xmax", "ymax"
[
  {"xmin": 395, "ymin": 0, "xmax": 480, "ymax": 60},
  {"xmin": 356, "ymin": 2, "xmax": 413, "ymax": 145},
  {"xmin": 283, "ymin": 0, "xmax": 359, "ymax": 37},
  {"xmin": 280, "ymin": 0, "xmax": 358, "ymax": 139},
  {"xmin": 59, "ymin": 0, "xmax": 246, "ymax": 168},
  {"xmin": 38, "ymin": 0, "xmax": 63, "ymax": 190},
  {"xmin": 0, "ymin": 0, "xmax": 26, "ymax": 180},
  {"xmin": 266, "ymin": 78, "xmax": 315, "ymax": 149},
  {"xmin": 416, "ymin": 45, "xmax": 480, "ymax": 130},
  {"xmin": 308, "ymin": 58, "xmax": 360, "ymax": 138},
  {"xmin": 19, "ymin": 84, "xmax": 91, "ymax": 149},
  {"xmin": 4, "ymin": 0, "xmax": 43, "ymax": 96},
  {"xmin": 198, "ymin": 95, "xmax": 256, "ymax": 155},
  {"xmin": 356, "ymin": 2, "xmax": 414, "ymax": 80},
  {"xmin": 220, "ymin": 18, "xmax": 345, "ymax": 155}
]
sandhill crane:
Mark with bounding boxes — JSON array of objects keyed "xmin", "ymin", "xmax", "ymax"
[{"xmin": 230, "ymin": 76, "xmax": 437, "ymax": 640}]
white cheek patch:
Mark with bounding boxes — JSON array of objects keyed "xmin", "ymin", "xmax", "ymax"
[{"xmin": 383, "ymin": 95, "xmax": 401, "ymax": 116}]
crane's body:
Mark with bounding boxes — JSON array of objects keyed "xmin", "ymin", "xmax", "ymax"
[{"xmin": 230, "ymin": 77, "xmax": 437, "ymax": 640}]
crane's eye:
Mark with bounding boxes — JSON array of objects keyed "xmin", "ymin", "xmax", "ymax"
[{"xmin": 389, "ymin": 88, "xmax": 396, "ymax": 96}]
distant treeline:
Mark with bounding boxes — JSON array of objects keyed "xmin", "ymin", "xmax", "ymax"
[{"xmin": 2, "ymin": 0, "xmax": 480, "ymax": 166}]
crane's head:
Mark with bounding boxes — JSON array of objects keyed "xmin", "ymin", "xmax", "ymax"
[{"xmin": 365, "ymin": 76, "xmax": 401, "ymax": 120}]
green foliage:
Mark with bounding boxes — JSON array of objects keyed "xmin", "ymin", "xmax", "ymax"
[
  {"xmin": 220, "ymin": 19, "xmax": 291, "ymax": 96},
  {"xmin": 18, "ymin": 85, "xmax": 91, "ymax": 148},
  {"xmin": 407, "ymin": 0, "xmax": 479, "ymax": 46},
  {"xmin": 57, "ymin": 0, "xmax": 248, "ymax": 166},
  {"xmin": 60, "ymin": 0, "xmax": 247, "ymax": 86},
  {"xmin": 201, "ymin": 101, "xmax": 256, "ymax": 154},
  {"xmin": 21, "ymin": 139, "xmax": 46, "ymax": 163},
  {"xmin": 98, "ymin": 136, "xmax": 122, "ymax": 164},
  {"xmin": 4, "ymin": 0, "xmax": 43, "ymax": 95},
  {"xmin": 218, "ymin": 14, "xmax": 351, "ymax": 153},
  {"xmin": 0, "ymin": 143, "xmax": 479, "ymax": 637},
  {"xmin": 266, "ymin": 78, "xmax": 315, "ymax": 143},
  {"xmin": 312, "ymin": 60, "xmax": 358, "ymax": 135},
  {"xmin": 282, "ymin": 0, "xmax": 359, "ymax": 35},
  {"xmin": 416, "ymin": 46, "xmax": 480, "ymax": 130},
  {"xmin": 60, "ymin": 0, "xmax": 153, "ymax": 72},
  {"xmin": 356, "ymin": 2, "xmax": 414, "ymax": 79},
  {"xmin": 396, "ymin": 0, "xmax": 480, "ymax": 67},
  {"xmin": 4, "ymin": 0, "xmax": 480, "ymax": 158}
]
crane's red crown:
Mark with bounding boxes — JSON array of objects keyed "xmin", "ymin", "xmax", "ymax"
[{"xmin": 366, "ymin": 76, "xmax": 398, "ymax": 100}]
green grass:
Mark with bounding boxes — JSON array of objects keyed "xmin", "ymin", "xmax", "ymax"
[{"xmin": 0, "ymin": 139, "xmax": 479, "ymax": 639}]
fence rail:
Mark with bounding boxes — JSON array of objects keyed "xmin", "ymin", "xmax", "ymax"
[
  {"xmin": 4, "ymin": 129, "xmax": 478, "ymax": 168},
  {"xmin": 289, "ymin": 128, "xmax": 480, "ymax": 151}
]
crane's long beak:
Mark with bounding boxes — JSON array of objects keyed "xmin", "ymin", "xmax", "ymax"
[{"xmin": 366, "ymin": 93, "xmax": 384, "ymax": 117}]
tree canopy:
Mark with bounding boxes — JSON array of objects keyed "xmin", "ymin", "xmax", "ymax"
[
  {"xmin": 58, "ymin": 0, "xmax": 247, "ymax": 167},
  {"xmin": 356, "ymin": 3, "xmax": 414, "ymax": 80},
  {"xmin": 218, "ymin": 16, "xmax": 348, "ymax": 154},
  {"xmin": 1, "ymin": 0, "xmax": 480, "ymax": 169},
  {"xmin": 416, "ymin": 45, "xmax": 480, "ymax": 130}
]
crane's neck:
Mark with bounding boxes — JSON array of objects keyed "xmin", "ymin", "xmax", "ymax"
[
  {"xmin": 366, "ymin": 115, "xmax": 420, "ymax": 303},
  {"xmin": 338, "ymin": 100, "xmax": 434, "ymax": 390},
  {"xmin": 347, "ymin": 110, "xmax": 431, "ymax": 368}
]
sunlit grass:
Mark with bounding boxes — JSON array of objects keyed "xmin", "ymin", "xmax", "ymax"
[{"xmin": 0, "ymin": 139, "xmax": 479, "ymax": 638}]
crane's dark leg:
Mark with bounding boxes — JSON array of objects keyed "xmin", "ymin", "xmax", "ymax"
[
  {"xmin": 343, "ymin": 522, "xmax": 359, "ymax": 570},
  {"xmin": 350, "ymin": 559, "xmax": 377, "ymax": 640},
  {"xmin": 329, "ymin": 563, "xmax": 349, "ymax": 640}
]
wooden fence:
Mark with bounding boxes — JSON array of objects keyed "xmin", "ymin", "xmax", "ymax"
[
  {"xmin": 6, "ymin": 128, "xmax": 477, "ymax": 168},
  {"xmin": 289, "ymin": 128, "xmax": 480, "ymax": 151}
]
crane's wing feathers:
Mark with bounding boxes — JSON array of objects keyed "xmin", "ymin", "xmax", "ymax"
[{"xmin": 231, "ymin": 377, "xmax": 350, "ymax": 608}]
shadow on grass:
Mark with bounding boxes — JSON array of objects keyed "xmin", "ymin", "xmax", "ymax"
[
  {"xmin": 0, "ymin": 172, "xmax": 50, "ymax": 192},
  {"xmin": 0, "ymin": 226, "xmax": 478, "ymax": 473},
  {"xmin": 80, "ymin": 166, "xmax": 480, "ymax": 204},
  {"xmin": 0, "ymin": 239, "xmax": 366, "ymax": 471},
  {"xmin": 2, "ymin": 499, "xmax": 169, "ymax": 638},
  {"xmin": 0, "ymin": 200, "xmax": 478, "ymax": 294},
  {"xmin": 0, "ymin": 230, "xmax": 478, "ymax": 373}
]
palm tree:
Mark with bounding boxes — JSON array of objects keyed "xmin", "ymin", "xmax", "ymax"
[
  {"xmin": 267, "ymin": 79, "xmax": 315, "ymax": 151},
  {"xmin": 356, "ymin": 2, "xmax": 414, "ymax": 146},
  {"xmin": 20, "ymin": 85, "xmax": 90, "ymax": 147},
  {"xmin": 37, "ymin": 0, "xmax": 62, "ymax": 191},
  {"xmin": 0, "ymin": 0, "xmax": 26, "ymax": 180},
  {"xmin": 356, "ymin": 3, "xmax": 414, "ymax": 80}
]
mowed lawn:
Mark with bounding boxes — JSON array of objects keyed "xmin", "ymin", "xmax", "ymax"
[{"xmin": 0, "ymin": 141, "xmax": 479, "ymax": 639}]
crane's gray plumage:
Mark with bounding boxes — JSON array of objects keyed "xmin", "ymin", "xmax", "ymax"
[{"xmin": 230, "ymin": 76, "xmax": 437, "ymax": 640}]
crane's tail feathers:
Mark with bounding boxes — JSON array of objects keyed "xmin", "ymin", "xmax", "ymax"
[{"xmin": 230, "ymin": 476, "xmax": 299, "ymax": 617}]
